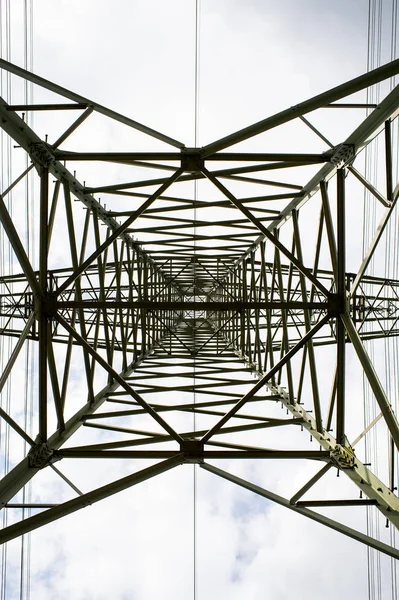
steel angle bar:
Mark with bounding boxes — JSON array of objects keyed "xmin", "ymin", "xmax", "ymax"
[
  {"xmin": 50, "ymin": 348, "xmax": 173, "ymax": 451},
  {"xmin": 291, "ymin": 210, "xmax": 322, "ymax": 431},
  {"xmin": 0, "ymin": 59, "xmax": 184, "ymax": 149},
  {"xmin": 47, "ymin": 180, "xmax": 61, "ymax": 252},
  {"xmin": 263, "ymin": 380, "xmax": 399, "ymax": 527},
  {"xmin": 299, "ymin": 115, "xmax": 334, "ymax": 148},
  {"xmin": 327, "ymin": 103, "xmax": 378, "ymax": 108},
  {"xmin": 194, "ymin": 314, "xmax": 238, "ymax": 355},
  {"xmin": 342, "ymin": 314, "xmax": 399, "ymax": 452},
  {"xmin": 4, "ymin": 504, "xmax": 58, "ymax": 509},
  {"xmin": 84, "ymin": 175, "xmax": 180, "ymax": 194},
  {"xmin": 351, "ymin": 412, "xmax": 383, "ymax": 447},
  {"xmin": 295, "ymin": 499, "xmax": 378, "ymax": 507},
  {"xmin": 202, "ymin": 167, "xmax": 330, "ymax": 297},
  {"xmin": 0, "ymin": 313, "xmax": 35, "ymax": 397},
  {"xmin": 201, "ymin": 463, "xmax": 399, "ymax": 560},
  {"xmin": 57, "ymin": 449, "xmax": 330, "ymax": 460},
  {"xmin": 0, "ymin": 350, "xmax": 171, "ymax": 507},
  {"xmin": 348, "ymin": 166, "xmax": 390, "ymax": 207},
  {"xmin": 60, "ymin": 198, "xmax": 94, "ymax": 404},
  {"xmin": 55, "ymin": 151, "xmax": 182, "ymax": 162},
  {"xmin": 201, "ymin": 314, "xmax": 331, "ymax": 443},
  {"xmin": 272, "ymin": 237, "xmax": 295, "ymax": 397},
  {"xmin": 57, "ymin": 151, "xmax": 328, "ymax": 163},
  {"xmin": 204, "ymin": 161, "xmax": 318, "ymax": 179},
  {"xmin": 0, "ymin": 97, "xmax": 182, "ymax": 307},
  {"xmin": 350, "ymin": 186, "xmax": 399, "ymax": 295},
  {"xmin": 205, "ymin": 439, "xmax": 283, "ymax": 452},
  {"xmin": 385, "ymin": 120, "xmax": 393, "ymax": 201},
  {"xmin": 1, "ymin": 164, "xmax": 35, "ymax": 197},
  {"xmin": 0, "ymin": 193, "xmax": 41, "ymax": 297},
  {"xmin": 201, "ymin": 58, "xmax": 399, "ymax": 156},
  {"xmin": 50, "ymin": 464, "xmax": 83, "ymax": 496},
  {"xmin": 290, "ymin": 463, "xmax": 333, "ymax": 504},
  {"xmin": 0, "ymin": 458, "xmax": 34, "ymax": 508},
  {"xmin": 7, "ymin": 103, "xmax": 88, "ymax": 111},
  {"xmin": 78, "ymin": 419, "xmax": 300, "ymax": 451},
  {"xmin": 50, "ymin": 150, "xmax": 341, "ymax": 164},
  {"xmin": 47, "ymin": 328, "xmax": 65, "ymax": 431},
  {"xmin": 237, "ymin": 80, "xmax": 399, "ymax": 266},
  {"xmin": 0, "ymin": 408, "xmax": 34, "ymax": 447},
  {"xmin": 0, "ymin": 455, "xmax": 183, "ymax": 545},
  {"xmin": 336, "ymin": 169, "xmax": 346, "ymax": 444},
  {"xmin": 0, "ymin": 322, "xmax": 181, "ymax": 507},
  {"xmin": 84, "ymin": 168, "xmax": 302, "ymax": 194},
  {"xmin": 320, "ymin": 181, "xmax": 338, "ymax": 281},
  {"xmin": 336, "ymin": 316, "xmax": 346, "ymax": 445},
  {"xmin": 53, "ymin": 300, "xmax": 327, "ymax": 310},
  {"xmin": 52, "ymin": 106, "xmax": 94, "ymax": 149},
  {"xmin": 212, "ymin": 173, "xmax": 302, "ymax": 190},
  {"xmin": 54, "ymin": 313, "xmax": 183, "ymax": 443},
  {"xmin": 56, "ymin": 450, "xmax": 182, "ymax": 459},
  {"xmin": 38, "ymin": 166, "xmax": 49, "ymax": 441},
  {"xmin": 56, "ymin": 167, "xmax": 184, "ymax": 296},
  {"xmin": 149, "ymin": 313, "xmax": 192, "ymax": 354},
  {"xmin": 207, "ymin": 152, "xmax": 329, "ymax": 162}
]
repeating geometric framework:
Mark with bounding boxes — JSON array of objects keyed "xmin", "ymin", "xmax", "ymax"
[{"xmin": 1, "ymin": 57, "xmax": 399, "ymax": 561}]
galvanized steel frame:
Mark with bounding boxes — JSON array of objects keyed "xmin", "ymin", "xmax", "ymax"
[{"xmin": 0, "ymin": 58, "xmax": 399, "ymax": 559}]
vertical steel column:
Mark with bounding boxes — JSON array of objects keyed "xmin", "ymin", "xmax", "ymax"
[
  {"xmin": 336, "ymin": 170, "xmax": 346, "ymax": 444},
  {"xmin": 38, "ymin": 165, "xmax": 49, "ymax": 441},
  {"xmin": 385, "ymin": 120, "xmax": 393, "ymax": 202}
]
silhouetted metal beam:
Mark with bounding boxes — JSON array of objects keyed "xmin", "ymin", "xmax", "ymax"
[{"xmin": 201, "ymin": 463, "xmax": 399, "ymax": 560}]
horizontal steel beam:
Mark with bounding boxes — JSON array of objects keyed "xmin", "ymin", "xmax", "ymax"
[
  {"xmin": 56, "ymin": 449, "xmax": 330, "ymax": 460},
  {"xmin": 295, "ymin": 499, "xmax": 377, "ymax": 507},
  {"xmin": 54, "ymin": 150, "xmax": 329, "ymax": 163},
  {"xmin": 54, "ymin": 300, "xmax": 329, "ymax": 311},
  {"xmin": 7, "ymin": 103, "xmax": 88, "ymax": 111}
]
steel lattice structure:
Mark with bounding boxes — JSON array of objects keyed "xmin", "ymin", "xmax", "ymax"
[{"xmin": 1, "ymin": 57, "xmax": 399, "ymax": 562}]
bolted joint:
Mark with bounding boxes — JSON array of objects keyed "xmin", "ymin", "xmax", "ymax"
[
  {"xmin": 42, "ymin": 294, "xmax": 57, "ymax": 316},
  {"xmin": 329, "ymin": 143, "xmax": 355, "ymax": 167},
  {"xmin": 328, "ymin": 293, "xmax": 349, "ymax": 317},
  {"xmin": 330, "ymin": 444, "xmax": 355, "ymax": 469},
  {"xmin": 28, "ymin": 442, "xmax": 57, "ymax": 468},
  {"xmin": 328, "ymin": 293, "xmax": 340, "ymax": 317},
  {"xmin": 29, "ymin": 142, "xmax": 56, "ymax": 168},
  {"xmin": 180, "ymin": 439, "xmax": 204, "ymax": 463},
  {"xmin": 181, "ymin": 148, "xmax": 204, "ymax": 173},
  {"xmin": 33, "ymin": 294, "xmax": 57, "ymax": 319},
  {"xmin": 24, "ymin": 292, "xmax": 34, "ymax": 318},
  {"xmin": 352, "ymin": 294, "xmax": 365, "ymax": 323}
]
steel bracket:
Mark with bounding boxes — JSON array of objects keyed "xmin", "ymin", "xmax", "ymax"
[
  {"xmin": 181, "ymin": 148, "xmax": 204, "ymax": 173},
  {"xmin": 29, "ymin": 142, "xmax": 56, "ymax": 168},
  {"xmin": 330, "ymin": 143, "xmax": 355, "ymax": 167},
  {"xmin": 330, "ymin": 443, "xmax": 356, "ymax": 469},
  {"xmin": 28, "ymin": 442, "xmax": 56, "ymax": 468},
  {"xmin": 181, "ymin": 439, "xmax": 204, "ymax": 463}
]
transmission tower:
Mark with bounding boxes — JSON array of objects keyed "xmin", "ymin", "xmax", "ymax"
[{"xmin": 1, "ymin": 55, "xmax": 399, "ymax": 570}]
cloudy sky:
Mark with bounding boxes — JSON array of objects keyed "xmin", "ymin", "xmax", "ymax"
[{"xmin": 1, "ymin": 0, "xmax": 399, "ymax": 599}]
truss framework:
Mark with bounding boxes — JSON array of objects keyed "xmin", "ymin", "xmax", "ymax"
[{"xmin": 0, "ymin": 58, "xmax": 399, "ymax": 560}]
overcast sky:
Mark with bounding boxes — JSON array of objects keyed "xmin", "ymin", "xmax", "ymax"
[{"xmin": 1, "ymin": 1, "xmax": 399, "ymax": 599}]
